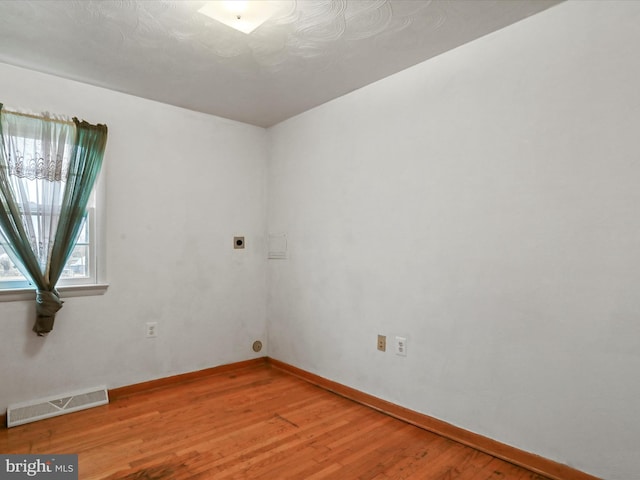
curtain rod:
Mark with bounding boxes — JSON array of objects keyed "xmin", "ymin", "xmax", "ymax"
[{"xmin": 2, "ymin": 108, "xmax": 75, "ymax": 126}]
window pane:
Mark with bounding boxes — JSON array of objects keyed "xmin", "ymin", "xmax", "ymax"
[
  {"xmin": 1, "ymin": 221, "xmax": 91, "ymax": 287},
  {"xmin": 0, "ymin": 245, "xmax": 24, "ymax": 282},
  {"xmin": 75, "ymin": 217, "xmax": 88, "ymax": 244},
  {"xmin": 60, "ymin": 244, "xmax": 89, "ymax": 279}
]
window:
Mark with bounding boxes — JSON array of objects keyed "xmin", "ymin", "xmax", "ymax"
[
  {"xmin": 0, "ymin": 106, "xmax": 107, "ymax": 304},
  {"xmin": 0, "ymin": 208, "xmax": 98, "ymax": 291}
]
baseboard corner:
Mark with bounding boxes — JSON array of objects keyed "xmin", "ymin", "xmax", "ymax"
[
  {"xmin": 109, "ymin": 356, "xmax": 268, "ymax": 401},
  {"xmin": 266, "ymin": 357, "xmax": 600, "ymax": 480}
]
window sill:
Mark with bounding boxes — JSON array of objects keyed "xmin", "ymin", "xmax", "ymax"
[{"xmin": 0, "ymin": 284, "xmax": 109, "ymax": 302}]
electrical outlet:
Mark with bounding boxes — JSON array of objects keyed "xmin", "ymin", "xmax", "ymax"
[
  {"xmin": 377, "ymin": 334, "xmax": 386, "ymax": 352},
  {"xmin": 146, "ymin": 322, "xmax": 158, "ymax": 338},
  {"xmin": 395, "ymin": 336, "xmax": 407, "ymax": 356}
]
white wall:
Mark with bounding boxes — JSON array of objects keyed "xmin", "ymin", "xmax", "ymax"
[
  {"xmin": 0, "ymin": 63, "xmax": 268, "ymax": 410},
  {"xmin": 267, "ymin": 2, "xmax": 640, "ymax": 479},
  {"xmin": 1, "ymin": 1, "xmax": 638, "ymax": 478}
]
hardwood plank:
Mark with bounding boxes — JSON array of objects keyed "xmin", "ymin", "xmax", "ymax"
[
  {"xmin": 0, "ymin": 361, "xmax": 578, "ymax": 479},
  {"xmin": 268, "ymin": 358, "xmax": 601, "ymax": 480},
  {"xmin": 108, "ymin": 357, "xmax": 267, "ymax": 401}
]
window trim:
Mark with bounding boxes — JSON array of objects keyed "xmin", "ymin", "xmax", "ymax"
[{"xmin": 0, "ymin": 283, "xmax": 109, "ymax": 302}]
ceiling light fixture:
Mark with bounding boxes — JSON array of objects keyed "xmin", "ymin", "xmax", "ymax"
[{"xmin": 198, "ymin": 1, "xmax": 284, "ymax": 35}]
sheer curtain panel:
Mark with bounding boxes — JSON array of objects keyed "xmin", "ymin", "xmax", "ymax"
[{"xmin": 0, "ymin": 104, "xmax": 107, "ymax": 335}]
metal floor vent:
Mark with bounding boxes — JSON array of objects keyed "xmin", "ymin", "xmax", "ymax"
[{"xmin": 7, "ymin": 386, "xmax": 109, "ymax": 428}]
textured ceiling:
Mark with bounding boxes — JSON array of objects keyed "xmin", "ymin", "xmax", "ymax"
[{"xmin": 0, "ymin": 0, "xmax": 562, "ymax": 127}]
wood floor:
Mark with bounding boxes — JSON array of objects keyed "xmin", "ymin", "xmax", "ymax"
[{"xmin": 0, "ymin": 363, "xmax": 550, "ymax": 480}]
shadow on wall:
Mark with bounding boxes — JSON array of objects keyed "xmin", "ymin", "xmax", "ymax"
[{"xmin": 21, "ymin": 302, "xmax": 44, "ymax": 357}]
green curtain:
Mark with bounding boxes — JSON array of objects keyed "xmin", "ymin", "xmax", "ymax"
[{"xmin": 0, "ymin": 104, "xmax": 107, "ymax": 335}]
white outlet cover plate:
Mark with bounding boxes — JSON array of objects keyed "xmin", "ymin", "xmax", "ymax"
[
  {"xmin": 395, "ymin": 336, "xmax": 407, "ymax": 356},
  {"xmin": 146, "ymin": 322, "xmax": 158, "ymax": 338}
]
